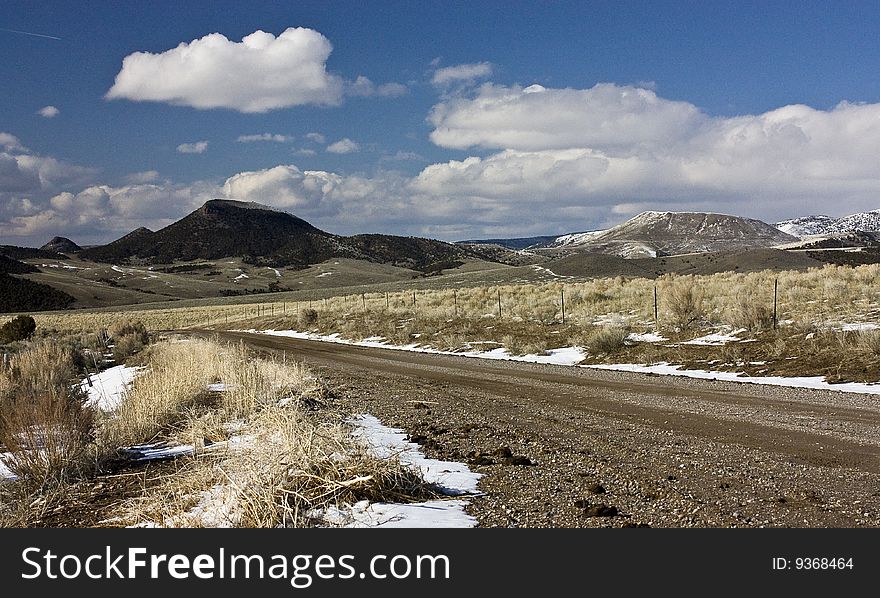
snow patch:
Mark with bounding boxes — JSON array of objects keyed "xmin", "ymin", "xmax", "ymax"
[
  {"xmin": 0, "ymin": 453, "xmax": 18, "ymax": 481},
  {"xmin": 683, "ymin": 329, "xmax": 747, "ymax": 346},
  {"xmin": 82, "ymin": 365, "xmax": 142, "ymax": 411},
  {"xmin": 311, "ymin": 414, "xmax": 480, "ymax": 527},
  {"xmin": 627, "ymin": 332, "xmax": 667, "ymax": 343},
  {"xmin": 588, "ymin": 362, "xmax": 880, "ymax": 395}
]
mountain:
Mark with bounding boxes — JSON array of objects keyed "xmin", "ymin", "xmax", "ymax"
[
  {"xmin": 775, "ymin": 215, "xmax": 837, "ymax": 238},
  {"xmin": 80, "ymin": 199, "xmax": 481, "ymax": 271},
  {"xmin": 776, "ymin": 210, "xmax": 880, "ymax": 238},
  {"xmin": 548, "ymin": 211, "xmax": 796, "ymax": 258},
  {"xmin": 40, "ymin": 236, "xmax": 83, "ymax": 254}
]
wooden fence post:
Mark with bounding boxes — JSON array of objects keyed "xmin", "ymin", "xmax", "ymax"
[
  {"xmin": 654, "ymin": 285, "xmax": 659, "ymax": 326},
  {"xmin": 773, "ymin": 278, "xmax": 778, "ymax": 330},
  {"xmin": 561, "ymin": 287, "xmax": 565, "ymax": 325}
]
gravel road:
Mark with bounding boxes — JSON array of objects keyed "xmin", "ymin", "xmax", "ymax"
[{"xmin": 209, "ymin": 330, "xmax": 880, "ymax": 528}]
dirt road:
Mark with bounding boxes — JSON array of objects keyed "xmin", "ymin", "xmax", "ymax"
[{"xmin": 208, "ymin": 330, "xmax": 880, "ymax": 527}]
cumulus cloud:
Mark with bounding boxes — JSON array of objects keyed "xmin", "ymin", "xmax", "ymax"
[
  {"xmin": 431, "ymin": 62, "xmax": 492, "ymax": 87},
  {"xmin": 421, "ymin": 83, "xmax": 880, "ymax": 228},
  {"xmin": 0, "ymin": 133, "xmax": 26, "ymax": 152},
  {"xmin": 3, "ymin": 181, "xmax": 217, "ymax": 244},
  {"xmin": 428, "ymin": 82, "xmax": 703, "ymax": 151},
  {"xmin": 177, "ymin": 141, "xmax": 208, "ymax": 154},
  {"xmin": 237, "ymin": 133, "xmax": 294, "ymax": 143},
  {"xmin": 0, "ymin": 132, "xmax": 96, "ymax": 196},
  {"xmin": 326, "ymin": 138, "xmax": 360, "ymax": 154},
  {"xmin": 37, "ymin": 105, "xmax": 60, "ymax": 118},
  {"xmin": 305, "ymin": 132, "xmax": 326, "ymax": 144},
  {"xmin": 105, "ymin": 28, "xmax": 345, "ymax": 112}
]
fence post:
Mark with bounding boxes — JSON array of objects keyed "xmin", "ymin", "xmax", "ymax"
[
  {"xmin": 386, "ymin": 292, "xmax": 389, "ymax": 309},
  {"xmin": 454, "ymin": 289, "xmax": 458, "ymax": 317},
  {"xmin": 773, "ymin": 278, "xmax": 778, "ymax": 330},
  {"xmin": 561, "ymin": 287, "xmax": 565, "ymax": 325},
  {"xmin": 412, "ymin": 291, "xmax": 416, "ymax": 307},
  {"xmin": 654, "ymin": 285, "xmax": 659, "ymax": 327},
  {"xmin": 497, "ymin": 289, "xmax": 502, "ymax": 319},
  {"xmin": 362, "ymin": 293, "xmax": 366, "ymax": 310}
]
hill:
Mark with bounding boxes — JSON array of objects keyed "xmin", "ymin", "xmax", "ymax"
[
  {"xmin": 557, "ymin": 211, "xmax": 796, "ymax": 258},
  {"xmin": 80, "ymin": 199, "xmax": 481, "ymax": 271},
  {"xmin": 40, "ymin": 236, "xmax": 83, "ymax": 254}
]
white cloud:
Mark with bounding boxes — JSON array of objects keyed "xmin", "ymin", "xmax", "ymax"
[
  {"xmin": 295, "ymin": 148, "xmax": 317, "ymax": 156},
  {"xmin": 3, "ymin": 181, "xmax": 217, "ymax": 244},
  {"xmin": 237, "ymin": 133, "xmax": 294, "ymax": 143},
  {"xmin": 123, "ymin": 170, "xmax": 161, "ymax": 184},
  {"xmin": 428, "ymin": 82, "xmax": 703, "ymax": 151},
  {"xmin": 177, "ymin": 141, "xmax": 208, "ymax": 154},
  {"xmin": 431, "ymin": 62, "xmax": 492, "ymax": 87},
  {"xmin": 0, "ymin": 133, "xmax": 96, "ymax": 196},
  {"xmin": 326, "ymin": 138, "xmax": 360, "ymax": 154},
  {"xmin": 305, "ymin": 132, "xmax": 326, "ymax": 144},
  {"xmin": 105, "ymin": 28, "xmax": 344, "ymax": 113},
  {"xmin": 0, "ymin": 133, "xmax": 26, "ymax": 152},
  {"xmin": 37, "ymin": 105, "xmax": 60, "ymax": 118},
  {"xmin": 346, "ymin": 76, "xmax": 408, "ymax": 98},
  {"xmin": 415, "ymin": 84, "xmax": 880, "ymax": 230}
]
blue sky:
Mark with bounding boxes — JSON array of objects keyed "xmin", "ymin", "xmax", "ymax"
[{"xmin": 2, "ymin": 1, "xmax": 880, "ymax": 245}]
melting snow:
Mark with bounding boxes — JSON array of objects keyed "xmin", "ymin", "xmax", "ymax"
[
  {"xmin": 683, "ymin": 329, "xmax": 747, "ymax": 345},
  {"xmin": 588, "ymin": 362, "xmax": 880, "ymax": 395},
  {"xmin": 839, "ymin": 322, "xmax": 880, "ymax": 332},
  {"xmin": 316, "ymin": 272, "xmax": 333, "ymax": 278},
  {"xmin": 82, "ymin": 364, "xmax": 141, "ymax": 411},
  {"xmin": 313, "ymin": 414, "xmax": 480, "ymax": 527},
  {"xmin": 627, "ymin": 332, "xmax": 667, "ymax": 343},
  {"xmin": 0, "ymin": 453, "xmax": 17, "ymax": 481}
]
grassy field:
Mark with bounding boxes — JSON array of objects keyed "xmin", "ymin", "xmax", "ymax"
[{"xmin": 6, "ymin": 261, "xmax": 880, "ymax": 384}]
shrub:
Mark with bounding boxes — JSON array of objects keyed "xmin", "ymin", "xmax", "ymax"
[
  {"xmin": 0, "ymin": 315, "xmax": 36, "ymax": 344},
  {"xmin": 665, "ymin": 279, "xmax": 705, "ymax": 331},
  {"xmin": 729, "ymin": 296, "xmax": 774, "ymax": 331},
  {"xmin": 108, "ymin": 320, "xmax": 149, "ymax": 362},
  {"xmin": 298, "ymin": 308, "xmax": 319, "ymax": 328},
  {"xmin": 581, "ymin": 323, "xmax": 629, "ymax": 355},
  {"xmin": 857, "ymin": 329, "xmax": 880, "ymax": 355}
]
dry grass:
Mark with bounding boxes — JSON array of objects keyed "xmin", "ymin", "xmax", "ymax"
[
  {"xmin": 95, "ymin": 338, "xmax": 440, "ymax": 528},
  {"xmin": 0, "ymin": 343, "xmax": 95, "ymax": 489}
]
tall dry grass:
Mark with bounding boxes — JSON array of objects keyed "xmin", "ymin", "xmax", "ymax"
[{"xmin": 0, "ymin": 343, "xmax": 95, "ymax": 489}]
